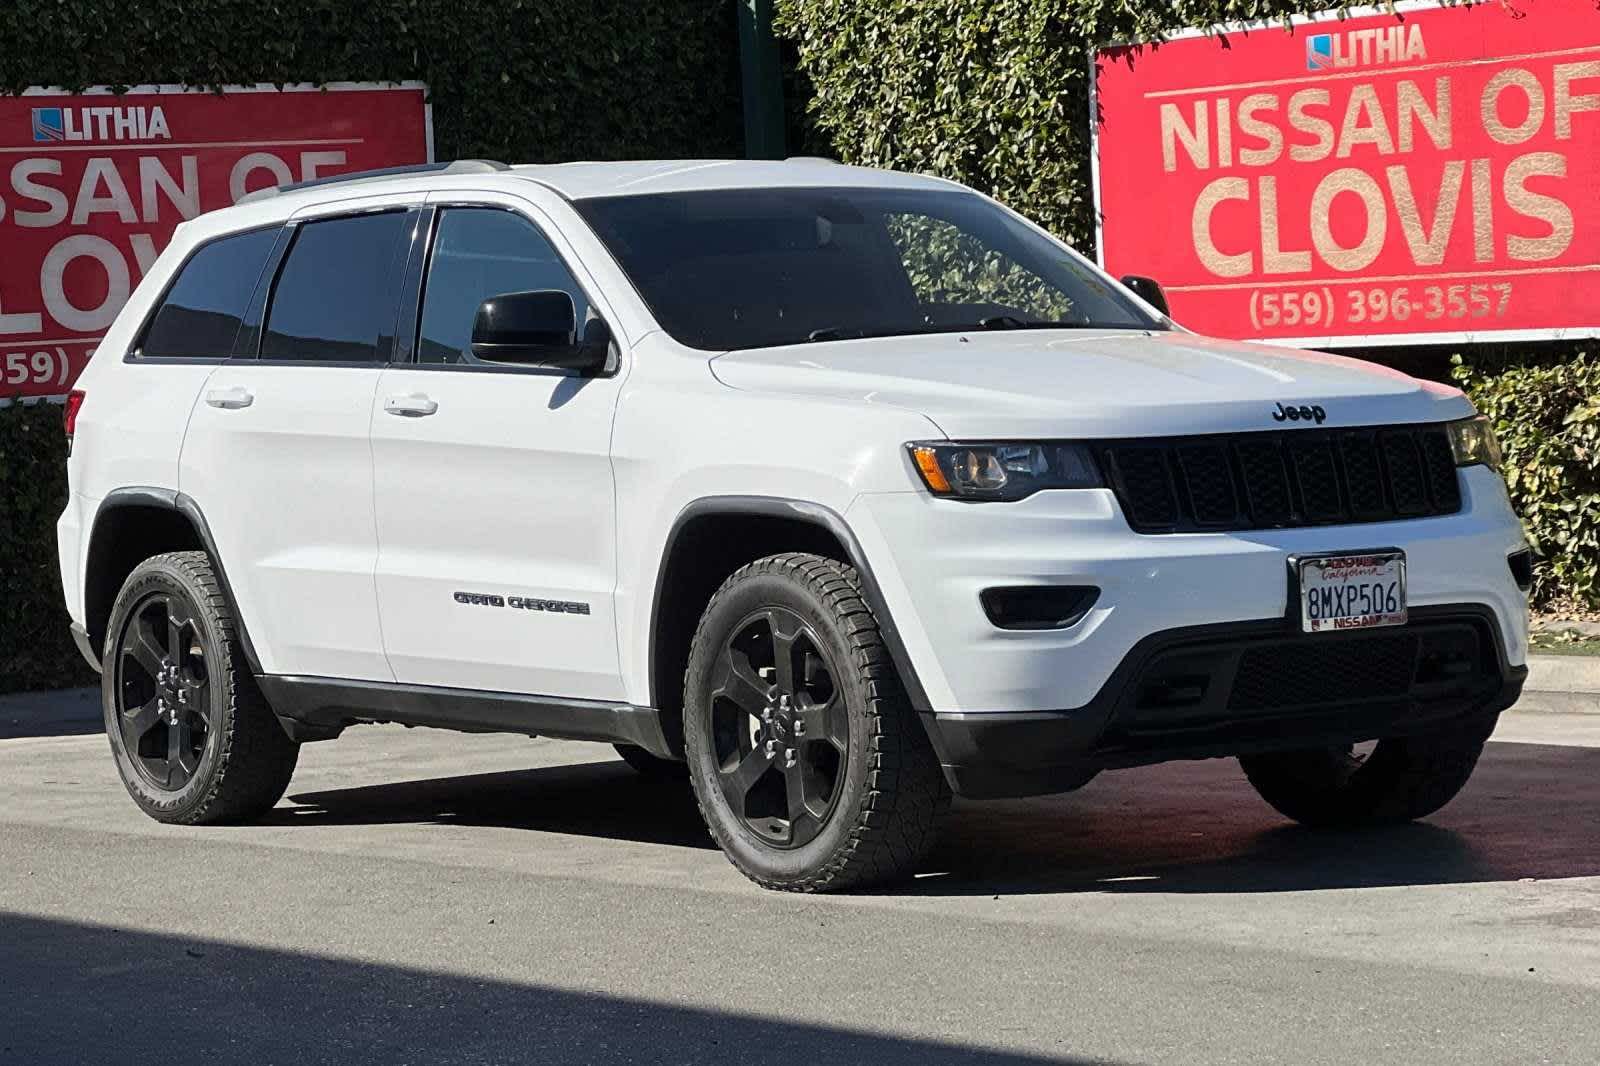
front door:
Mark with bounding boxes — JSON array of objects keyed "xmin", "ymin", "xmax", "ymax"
[{"xmin": 370, "ymin": 198, "xmax": 625, "ymax": 699}]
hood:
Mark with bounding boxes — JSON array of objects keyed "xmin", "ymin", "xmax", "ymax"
[{"xmin": 710, "ymin": 329, "xmax": 1472, "ymax": 439}]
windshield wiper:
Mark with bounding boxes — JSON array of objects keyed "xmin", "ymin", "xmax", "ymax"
[
  {"xmin": 804, "ymin": 325, "xmax": 965, "ymax": 343},
  {"xmin": 976, "ymin": 315, "xmax": 1107, "ymax": 331},
  {"xmin": 798, "ymin": 318, "xmax": 1151, "ymax": 346}
]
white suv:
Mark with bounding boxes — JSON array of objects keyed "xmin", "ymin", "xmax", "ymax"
[{"xmin": 58, "ymin": 158, "xmax": 1530, "ymax": 891}]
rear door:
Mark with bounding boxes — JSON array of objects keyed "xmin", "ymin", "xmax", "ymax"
[
  {"xmin": 370, "ymin": 192, "xmax": 626, "ymax": 699},
  {"xmin": 179, "ymin": 197, "xmax": 422, "ymax": 680},
  {"xmin": 85, "ymin": 225, "xmax": 282, "ymax": 497}
]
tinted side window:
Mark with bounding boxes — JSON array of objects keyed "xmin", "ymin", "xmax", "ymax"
[
  {"xmin": 417, "ymin": 208, "xmax": 591, "ymax": 365},
  {"xmin": 261, "ymin": 211, "xmax": 409, "ymax": 363},
  {"xmin": 139, "ymin": 228, "xmax": 278, "ymax": 358}
]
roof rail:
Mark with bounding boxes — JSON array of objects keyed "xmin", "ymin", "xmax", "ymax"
[
  {"xmin": 236, "ymin": 159, "xmax": 511, "ymax": 204},
  {"xmin": 784, "ymin": 155, "xmax": 840, "ymax": 164}
]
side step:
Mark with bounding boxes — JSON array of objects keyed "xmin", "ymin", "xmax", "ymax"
[{"xmin": 256, "ymin": 675, "xmax": 672, "ymax": 757}]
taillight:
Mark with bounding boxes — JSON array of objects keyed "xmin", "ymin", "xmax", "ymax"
[{"xmin": 64, "ymin": 389, "xmax": 85, "ymax": 453}]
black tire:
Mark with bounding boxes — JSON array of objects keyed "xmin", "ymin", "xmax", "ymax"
[
  {"xmin": 1239, "ymin": 719, "xmax": 1493, "ymax": 828},
  {"xmin": 683, "ymin": 552, "xmax": 949, "ymax": 892},
  {"xmin": 103, "ymin": 551, "xmax": 299, "ymax": 824},
  {"xmin": 614, "ymin": 743, "xmax": 689, "ymax": 780}
]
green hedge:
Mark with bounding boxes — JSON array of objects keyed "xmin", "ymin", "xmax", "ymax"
[
  {"xmin": 0, "ymin": 0, "xmax": 741, "ymax": 693},
  {"xmin": 0, "ymin": 404, "xmax": 87, "ymax": 692},
  {"xmin": 775, "ymin": 0, "xmax": 1350, "ymax": 249},
  {"xmin": 1454, "ymin": 353, "xmax": 1600, "ymax": 613},
  {"xmin": 0, "ymin": 0, "xmax": 742, "ymax": 163}
]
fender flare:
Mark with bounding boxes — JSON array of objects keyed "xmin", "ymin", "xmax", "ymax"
[
  {"xmin": 646, "ymin": 495, "xmax": 930, "ymax": 712},
  {"xmin": 89, "ymin": 487, "xmax": 264, "ymax": 675}
]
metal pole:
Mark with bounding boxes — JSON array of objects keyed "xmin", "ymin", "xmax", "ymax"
[{"xmin": 737, "ymin": 0, "xmax": 786, "ymax": 159}]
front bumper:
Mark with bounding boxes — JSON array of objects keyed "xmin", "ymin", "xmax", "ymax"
[
  {"xmin": 848, "ymin": 465, "xmax": 1529, "ymax": 715},
  {"xmin": 922, "ymin": 604, "xmax": 1525, "ymax": 797}
]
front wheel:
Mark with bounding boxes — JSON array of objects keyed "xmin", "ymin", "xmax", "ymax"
[
  {"xmin": 683, "ymin": 553, "xmax": 949, "ymax": 892},
  {"xmin": 1239, "ymin": 718, "xmax": 1493, "ymax": 828}
]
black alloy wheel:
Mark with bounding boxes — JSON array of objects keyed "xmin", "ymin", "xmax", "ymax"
[
  {"xmin": 707, "ymin": 606, "xmax": 850, "ymax": 849},
  {"xmin": 115, "ymin": 592, "xmax": 212, "ymax": 790},
  {"xmin": 683, "ymin": 553, "xmax": 950, "ymax": 891},
  {"xmin": 103, "ymin": 551, "xmax": 299, "ymax": 825}
]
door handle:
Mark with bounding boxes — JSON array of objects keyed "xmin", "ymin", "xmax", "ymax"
[
  {"xmin": 204, "ymin": 385, "xmax": 254, "ymax": 410},
  {"xmin": 384, "ymin": 393, "xmax": 439, "ymax": 418}
]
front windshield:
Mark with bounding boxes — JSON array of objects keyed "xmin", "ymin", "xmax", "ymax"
[{"xmin": 575, "ymin": 186, "xmax": 1165, "ymax": 351}]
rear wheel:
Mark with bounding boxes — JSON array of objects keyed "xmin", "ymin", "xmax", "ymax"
[
  {"xmin": 683, "ymin": 553, "xmax": 948, "ymax": 892},
  {"xmin": 103, "ymin": 551, "xmax": 299, "ymax": 824},
  {"xmin": 1239, "ymin": 718, "xmax": 1492, "ymax": 828}
]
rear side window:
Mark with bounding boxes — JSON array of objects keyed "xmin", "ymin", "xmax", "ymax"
[
  {"xmin": 138, "ymin": 228, "xmax": 277, "ymax": 359},
  {"xmin": 261, "ymin": 211, "xmax": 409, "ymax": 363}
]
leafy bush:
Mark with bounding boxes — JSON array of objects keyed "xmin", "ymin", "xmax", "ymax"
[
  {"xmin": 1453, "ymin": 353, "xmax": 1600, "ymax": 614},
  {"xmin": 885, "ymin": 214, "xmax": 1073, "ymax": 320},
  {"xmin": 774, "ymin": 0, "xmax": 1350, "ymax": 250}
]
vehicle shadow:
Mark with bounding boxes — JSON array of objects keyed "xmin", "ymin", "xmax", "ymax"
[
  {"xmin": 1, "ymin": 912, "xmax": 1105, "ymax": 1065},
  {"xmin": 902, "ymin": 739, "xmax": 1600, "ymax": 897},
  {"xmin": 274, "ymin": 741, "xmax": 1600, "ymax": 897},
  {"xmin": 275, "ymin": 758, "xmax": 718, "ymax": 849}
]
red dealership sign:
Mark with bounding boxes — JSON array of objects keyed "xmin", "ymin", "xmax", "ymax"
[
  {"xmin": 0, "ymin": 83, "xmax": 430, "ymax": 399},
  {"xmin": 1092, "ymin": 1, "xmax": 1600, "ymax": 346}
]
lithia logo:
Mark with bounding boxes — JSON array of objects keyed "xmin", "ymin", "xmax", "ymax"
[
  {"xmin": 31, "ymin": 104, "xmax": 172, "ymax": 143},
  {"xmin": 1306, "ymin": 24, "xmax": 1426, "ymax": 72}
]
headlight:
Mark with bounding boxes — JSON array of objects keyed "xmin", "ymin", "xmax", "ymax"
[
  {"xmin": 907, "ymin": 441, "xmax": 1103, "ymax": 501},
  {"xmin": 1448, "ymin": 415, "xmax": 1503, "ymax": 469}
]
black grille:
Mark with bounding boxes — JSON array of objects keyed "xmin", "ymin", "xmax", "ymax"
[
  {"xmin": 1105, "ymin": 447, "xmax": 1178, "ymax": 527},
  {"xmin": 1099, "ymin": 616, "xmax": 1497, "ymax": 761},
  {"xmin": 1228, "ymin": 633, "xmax": 1418, "ymax": 711},
  {"xmin": 1100, "ymin": 424, "xmax": 1462, "ymax": 533}
]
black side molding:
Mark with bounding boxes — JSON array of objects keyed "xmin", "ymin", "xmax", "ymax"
[
  {"xmin": 70, "ymin": 622, "xmax": 100, "ymax": 674},
  {"xmin": 257, "ymin": 675, "xmax": 674, "ymax": 756},
  {"xmin": 650, "ymin": 495, "xmax": 931, "ymax": 712},
  {"xmin": 90, "ymin": 487, "xmax": 264, "ymax": 674},
  {"xmin": 97, "ymin": 485, "xmax": 180, "ymax": 512},
  {"xmin": 172, "ymin": 492, "xmax": 264, "ymax": 674}
]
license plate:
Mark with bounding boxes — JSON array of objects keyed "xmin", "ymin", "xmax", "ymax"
[{"xmin": 1296, "ymin": 551, "xmax": 1407, "ymax": 633}]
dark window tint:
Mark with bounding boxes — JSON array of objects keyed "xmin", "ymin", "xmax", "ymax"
[
  {"xmin": 576, "ymin": 187, "xmax": 1160, "ymax": 351},
  {"xmin": 261, "ymin": 211, "xmax": 409, "ymax": 362},
  {"xmin": 417, "ymin": 208, "xmax": 591, "ymax": 365},
  {"xmin": 139, "ymin": 228, "xmax": 277, "ymax": 358}
]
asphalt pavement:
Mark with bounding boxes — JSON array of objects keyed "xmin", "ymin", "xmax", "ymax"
[{"xmin": 2, "ymin": 689, "xmax": 1597, "ymax": 1065}]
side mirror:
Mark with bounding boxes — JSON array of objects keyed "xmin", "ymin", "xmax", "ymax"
[
  {"xmin": 1119, "ymin": 275, "xmax": 1170, "ymax": 316},
  {"xmin": 470, "ymin": 290, "xmax": 611, "ymax": 374}
]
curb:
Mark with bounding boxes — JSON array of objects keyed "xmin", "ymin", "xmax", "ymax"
[
  {"xmin": 1530, "ymin": 619, "xmax": 1600, "ymax": 639},
  {"xmin": 1518, "ymin": 654, "xmax": 1600, "ymax": 715}
]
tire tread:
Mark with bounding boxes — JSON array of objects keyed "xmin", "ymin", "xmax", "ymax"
[
  {"xmin": 107, "ymin": 551, "xmax": 298, "ymax": 824},
  {"xmin": 684, "ymin": 552, "xmax": 950, "ymax": 892},
  {"xmin": 1239, "ymin": 724, "xmax": 1490, "ymax": 828}
]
